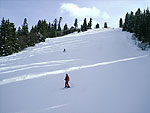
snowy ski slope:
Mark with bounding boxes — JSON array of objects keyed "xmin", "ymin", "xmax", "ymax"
[{"xmin": 0, "ymin": 28, "xmax": 150, "ymax": 113}]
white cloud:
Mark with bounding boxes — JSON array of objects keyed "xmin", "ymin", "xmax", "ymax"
[{"xmin": 60, "ymin": 3, "xmax": 110, "ymax": 20}]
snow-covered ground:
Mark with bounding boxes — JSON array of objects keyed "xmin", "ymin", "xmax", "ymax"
[{"xmin": 0, "ymin": 28, "xmax": 150, "ymax": 113}]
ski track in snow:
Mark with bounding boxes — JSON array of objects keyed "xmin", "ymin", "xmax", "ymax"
[
  {"xmin": 37, "ymin": 104, "xmax": 69, "ymax": 113},
  {"xmin": 12, "ymin": 104, "xmax": 69, "ymax": 113},
  {"xmin": 0, "ymin": 59, "xmax": 79, "ymax": 74},
  {"xmin": 0, "ymin": 55, "xmax": 147, "ymax": 86},
  {"xmin": 0, "ymin": 64, "xmax": 61, "ymax": 75}
]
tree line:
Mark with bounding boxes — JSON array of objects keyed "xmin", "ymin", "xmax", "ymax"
[
  {"xmin": 0, "ymin": 17, "xmax": 96, "ymax": 56},
  {"xmin": 119, "ymin": 8, "xmax": 150, "ymax": 49}
]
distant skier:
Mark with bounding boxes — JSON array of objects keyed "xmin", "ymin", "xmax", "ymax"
[
  {"xmin": 64, "ymin": 73, "xmax": 70, "ymax": 88},
  {"xmin": 63, "ymin": 49, "xmax": 66, "ymax": 52}
]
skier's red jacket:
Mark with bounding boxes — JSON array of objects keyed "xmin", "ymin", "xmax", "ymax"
[{"xmin": 65, "ymin": 74, "xmax": 69, "ymax": 82}]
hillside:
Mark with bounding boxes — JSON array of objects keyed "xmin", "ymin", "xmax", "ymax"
[{"xmin": 0, "ymin": 28, "xmax": 150, "ymax": 113}]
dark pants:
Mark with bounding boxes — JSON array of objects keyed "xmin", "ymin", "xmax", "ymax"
[{"xmin": 65, "ymin": 81, "xmax": 69, "ymax": 87}]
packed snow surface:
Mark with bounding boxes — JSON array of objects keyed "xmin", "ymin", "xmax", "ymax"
[{"xmin": 0, "ymin": 28, "xmax": 150, "ymax": 113}]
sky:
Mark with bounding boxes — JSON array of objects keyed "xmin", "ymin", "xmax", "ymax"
[{"xmin": 0, "ymin": 0, "xmax": 149, "ymax": 29}]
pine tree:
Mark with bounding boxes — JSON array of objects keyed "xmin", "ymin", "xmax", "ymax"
[
  {"xmin": 74, "ymin": 18, "xmax": 78, "ymax": 30},
  {"xmin": 41, "ymin": 20, "xmax": 48, "ymax": 41},
  {"xmin": 119, "ymin": 18, "xmax": 123, "ymax": 28},
  {"xmin": 0, "ymin": 17, "xmax": 6, "ymax": 56},
  {"xmin": 22, "ymin": 18, "xmax": 28, "ymax": 37},
  {"xmin": 49, "ymin": 19, "xmax": 57, "ymax": 37},
  {"xmin": 37, "ymin": 20, "xmax": 42, "ymax": 32},
  {"xmin": 37, "ymin": 19, "xmax": 49, "ymax": 41},
  {"xmin": 37, "ymin": 20, "xmax": 43, "ymax": 41},
  {"xmin": 48, "ymin": 22, "xmax": 51, "ymax": 37},
  {"xmin": 95, "ymin": 23, "xmax": 100, "ymax": 29},
  {"xmin": 54, "ymin": 18, "xmax": 57, "ymax": 31},
  {"xmin": 29, "ymin": 26, "xmax": 39, "ymax": 46},
  {"xmin": 88, "ymin": 18, "xmax": 92, "ymax": 29},
  {"xmin": 104, "ymin": 22, "xmax": 108, "ymax": 28},
  {"xmin": 58, "ymin": 17, "xmax": 62, "ymax": 31},
  {"xmin": 123, "ymin": 13, "xmax": 129, "ymax": 31},
  {"xmin": 81, "ymin": 18, "xmax": 88, "ymax": 31},
  {"xmin": 128, "ymin": 11, "xmax": 135, "ymax": 33},
  {"xmin": 63, "ymin": 24, "xmax": 69, "ymax": 35},
  {"xmin": 0, "ymin": 18, "xmax": 20, "ymax": 56},
  {"xmin": 50, "ymin": 24, "xmax": 57, "ymax": 38},
  {"xmin": 18, "ymin": 18, "xmax": 29, "ymax": 49},
  {"xmin": 17, "ymin": 27, "xmax": 22, "ymax": 37},
  {"xmin": 4, "ymin": 19, "xmax": 13, "ymax": 55},
  {"xmin": 134, "ymin": 8, "xmax": 142, "ymax": 40},
  {"xmin": 146, "ymin": 8, "xmax": 150, "ymax": 42},
  {"xmin": 9, "ymin": 22, "xmax": 20, "ymax": 53}
]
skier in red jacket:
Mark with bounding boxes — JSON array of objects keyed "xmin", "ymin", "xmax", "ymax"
[{"xmin": 64, "ymin": 73, "xmax": 70, "ymax": 88}]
